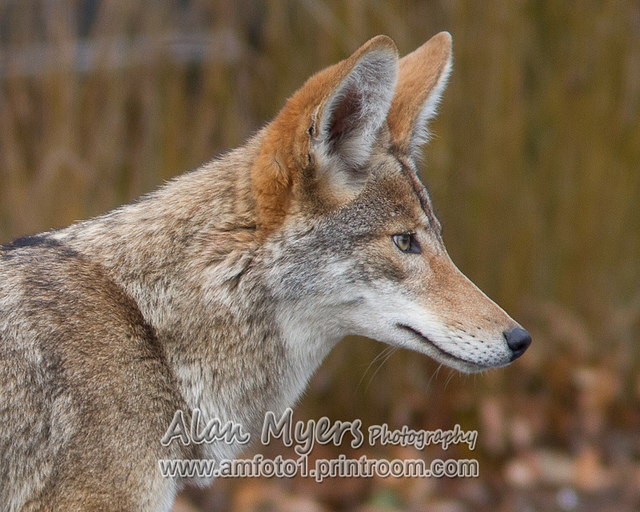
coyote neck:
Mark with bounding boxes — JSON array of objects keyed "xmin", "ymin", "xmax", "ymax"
[{"xmin": 54, "ymin": 135, "xmax": 331, "ymax": 453}]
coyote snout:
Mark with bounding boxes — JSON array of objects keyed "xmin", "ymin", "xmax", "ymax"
[
  {"xmin": 390, "ymin": 245, "xmax": 532, "ymax": 373},
  {"xmin": 0, "ymin": 31, "xmax": 529, "ymax": 511}
]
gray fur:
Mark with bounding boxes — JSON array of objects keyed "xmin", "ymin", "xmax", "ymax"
[{"xmin": 0, "ymin": 35, "xmax": 528, "ymax": 511}]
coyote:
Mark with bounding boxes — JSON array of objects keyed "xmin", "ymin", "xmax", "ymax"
[{"xmin": 0, "ymin": 32, "xmax": 530, "ymax": 511}]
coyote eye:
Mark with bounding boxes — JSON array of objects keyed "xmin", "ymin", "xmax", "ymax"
[{"xmin": 392, "ymin": 233, "xmax": 420, "ymax": 254}]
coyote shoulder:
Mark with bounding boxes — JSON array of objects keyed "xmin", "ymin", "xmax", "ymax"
[{"xmin": 0, "ymin": 32, "xmax": 530, "ymax": 511}]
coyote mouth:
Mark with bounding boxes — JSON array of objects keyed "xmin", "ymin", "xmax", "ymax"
[{"xmin": 396, "ymin": 323, "xmax": 488, "ymax": 370}]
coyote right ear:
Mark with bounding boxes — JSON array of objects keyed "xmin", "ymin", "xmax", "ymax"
[
  {"xmin": 252, "ymin": 35, "xmax": 398, "ymax": 233},
  {"xmin": 387, "ymin": 32, "xmax": 452, "ymax": 159}
]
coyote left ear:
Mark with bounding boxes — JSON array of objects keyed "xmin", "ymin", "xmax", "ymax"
[
  {"xmin": 253, "ymin": 35, "xmax": 398, "ymax": 233},
  {"xmin": 311, "ymin": 36, "xmax": 399, "ymax": 171},
  {"xmin": 387, "ymin": 32, "xmax": 452, "ymax": 158}
]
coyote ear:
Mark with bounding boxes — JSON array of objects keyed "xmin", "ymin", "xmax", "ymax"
[
  {"xmin": 311, "ymin": 36, "xmax": 399, "ymax": 171},
  {"xmin": 252, "ymin": 35, "xmax": 398, "ymax": 233},
  {"xmin": 387, "ymin": 32, "xmax": 452, "ymax": 158}
]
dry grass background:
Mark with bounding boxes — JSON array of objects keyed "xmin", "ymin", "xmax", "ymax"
[{"xmin": 1, "ymin": 1, "xmax": 639, "ymax": 511}]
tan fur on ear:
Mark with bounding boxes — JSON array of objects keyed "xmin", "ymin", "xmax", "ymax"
[
  {"xmin": 387, "ymin": 32, "xmax": 452, "ymax": 155},
  {"xmin": 251, "ymin": 35, "xmax": 398, "ymax": 234}
]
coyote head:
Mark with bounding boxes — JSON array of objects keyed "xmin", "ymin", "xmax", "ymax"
[{"xmin": 252, "ymin": 33, "xmax": 530, "ymax": 373}]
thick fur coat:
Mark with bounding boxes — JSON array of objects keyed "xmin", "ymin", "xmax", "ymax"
[{"xmin": 0, "ymin": 33, "xmax": 530, "ymax": 511}]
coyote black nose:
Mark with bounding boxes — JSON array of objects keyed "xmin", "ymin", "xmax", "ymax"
[{"xmin": 504, "ymin": 328, "xmax": 531, "ymax": 361}]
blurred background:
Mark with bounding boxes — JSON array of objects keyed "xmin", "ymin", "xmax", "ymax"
[{"xmin": 1, "ymin": 0, "xmax": 639, "ymax": 510}]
